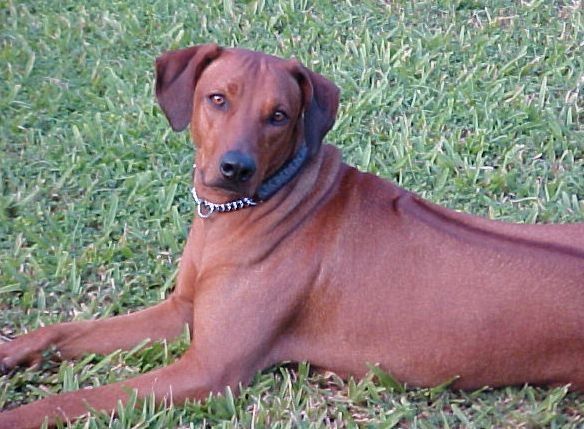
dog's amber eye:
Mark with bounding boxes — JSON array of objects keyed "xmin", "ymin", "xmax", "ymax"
[
  {"xmin": 209, "ymin": 94, "xmax": 226, "ymax": 106},
  {"xmin": 271, "ymin": 111, "xmax": 288, "ymax": 124}
]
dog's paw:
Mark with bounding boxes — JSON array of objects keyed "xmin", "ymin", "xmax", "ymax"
[{"xmin": 0, "ymin": 330, "xmax": 53, "ymax": 374}]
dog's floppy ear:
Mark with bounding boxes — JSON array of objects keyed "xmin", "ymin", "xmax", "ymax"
[
  {"xmin": 288, "ymin": 60, "xmax": 340, "ymax": 157},
  {"xmin": 155, "ymin": 43, "xmax": 222, "ymax": 132}
]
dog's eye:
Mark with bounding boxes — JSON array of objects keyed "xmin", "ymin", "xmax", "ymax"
[
  {"xmin": 270, "ymin": 111, "xmax": 288, "ymax": 125},
  {"xmin": 209, "ymin": 94, "xmax": 226, "ymax": 107}
]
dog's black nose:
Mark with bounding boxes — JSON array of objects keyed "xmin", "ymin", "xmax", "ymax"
[{"xmin": 220, "ymin": 151, "xmax": 256, "ymax": 183}]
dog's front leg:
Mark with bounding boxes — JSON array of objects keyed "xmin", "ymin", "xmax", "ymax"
[
  {"xmin": 0, "ymin": 295, "xmax": 192, "ymax": 372},
  {"xmin": 0, "ymin": 250, "xmax": 198, "ymax": 372},
  {"xmin": 0, "ymin": 347, "xmax": 225, "ymax": 429}
]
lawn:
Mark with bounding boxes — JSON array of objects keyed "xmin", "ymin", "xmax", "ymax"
[{"xmin": 1, "ymin": 0, "xmax": 583, "ymax": 427}]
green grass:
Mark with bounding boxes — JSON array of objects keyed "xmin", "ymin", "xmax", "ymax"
[{"xmin": 1, "ymin": 0, "xmax": 583, "ymax": 427}]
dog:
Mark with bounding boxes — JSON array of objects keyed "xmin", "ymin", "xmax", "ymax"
[{"xmin": 1, "ymin": 43, "xmax": 583, "ymax": 428}]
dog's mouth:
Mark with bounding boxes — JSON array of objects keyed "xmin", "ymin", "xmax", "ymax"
[
  {"xmin": 210, "ymin": 179, "xmax": 253, "ymax": 196},
  {"xmin": 198, "ymin": 168, "xmax": 257, "ymax": 200}
]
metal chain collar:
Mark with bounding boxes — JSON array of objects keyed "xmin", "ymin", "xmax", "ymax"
[{"xmin": 190, "ymin": 168, "xmax": 257, "ymax": 218}]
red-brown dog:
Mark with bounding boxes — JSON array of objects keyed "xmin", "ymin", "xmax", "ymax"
[{"xmin": 1, "ymin": 44, "xmax": 583, "ymax": 428}]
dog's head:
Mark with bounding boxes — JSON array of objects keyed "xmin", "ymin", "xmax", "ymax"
[{"xmin": 155, "ymin": 43, "xmax": 340, "ymax": 200}]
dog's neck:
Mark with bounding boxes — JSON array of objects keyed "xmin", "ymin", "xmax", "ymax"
[
  {"xmin": 192, "ymin": 144, "xmax": 342, "ymax": 226},
  {"xmin": 249, "ymin": 144, "xmax": 344, "ymax": 224},
  {"xmin": 191, "ymin": 143, "xmax": 310, "ymax": 218},
  {"xmin": 190, "ymin": 144, "xmax": 344, "ymax": 263}
]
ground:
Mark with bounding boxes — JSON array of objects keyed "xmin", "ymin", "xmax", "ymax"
[{"xmin": 1, "ymin": 0, "xmax": 583, "ymax": 427}]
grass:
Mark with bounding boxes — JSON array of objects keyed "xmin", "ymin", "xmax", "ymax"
[{"xmin": 1, "ymin": 0, "xmax": 583, "ymax": 427}]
